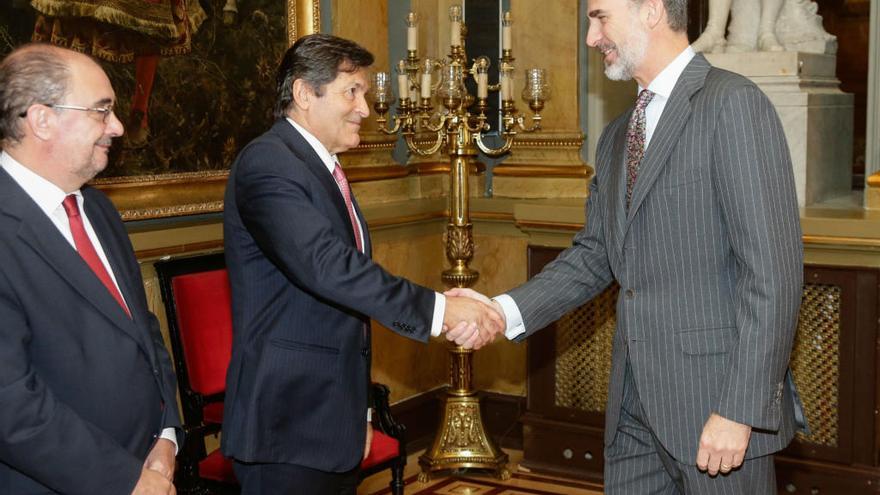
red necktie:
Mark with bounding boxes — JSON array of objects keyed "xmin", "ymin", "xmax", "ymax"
[
  {"xmin": 331, "ymin": 163, "xmax": 363, "ymax": 253},
  {"xmin": 62, "ymin": 195, "xmax": 131, "ymax": 317}
]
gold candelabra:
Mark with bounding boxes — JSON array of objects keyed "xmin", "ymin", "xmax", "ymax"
[{"xmin": 370, "ymin": 5, "xmax": 550, "ymax": 482}]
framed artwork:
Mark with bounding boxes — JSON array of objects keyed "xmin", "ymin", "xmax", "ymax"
[{"xmin": 0, "ymin": 0, "xmax": 320, "ymax": 219}]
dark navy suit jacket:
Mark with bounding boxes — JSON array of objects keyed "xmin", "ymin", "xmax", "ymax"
[
  {"xmin": 0, "ymin": 169, "xmax": 182, "ymax": 494},
  {"xmin": 221, "ymin": 119, "xmax": 435, "ymax": 472}
]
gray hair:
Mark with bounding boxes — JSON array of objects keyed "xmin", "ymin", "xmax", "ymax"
[
  {"xmin": 274, "ymin": 33, "xmax": 374, "ymax": 119},
  {"xmin": 628, "ymin": 0, "xmax": 687, "ymax": 32},
  {"xmin": 663, "ymin": 0, "xmax": 688, "ymax": 32},
  {"xmin": 0, "ymin": 43, "xmax": 71, "ymax": 143}
]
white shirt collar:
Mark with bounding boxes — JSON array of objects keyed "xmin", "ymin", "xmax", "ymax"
[
  {"xmin": 286, "ymin": 117, "xmax": 338, "ymax": 174},
  {"xmin": 640, "ymin": 46, "xmax": 696, "ymax": 98},
  {"xmin": 0, "ymin": 151, "xmax": 80, "ymax": 217}
]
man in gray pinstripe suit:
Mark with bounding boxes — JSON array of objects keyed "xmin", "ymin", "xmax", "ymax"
[{"xmin": 447, "ymin": 0, "xmax": 806, "ymax": 492}]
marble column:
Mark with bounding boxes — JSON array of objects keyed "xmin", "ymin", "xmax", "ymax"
[
  {"xmin": 865, "ymin": 0, "xmax": 879, "ymax": 209},
  {"xmin": 704, "ymin": 51, "xmax": 854, "ymax": 207}
]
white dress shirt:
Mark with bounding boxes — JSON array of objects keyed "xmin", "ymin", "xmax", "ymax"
[
  {"xmin": 497, "ymin": 46, "xmax": 696, "ymax": 340},
  {"xmin": 285, "ymin": 119, "xmax": 445, "ymax": 337},
  {"xmin": 642, "ymin": 46, "xmax": 695, "ymax": 148},
  {"xmin": 0, "ymin": 151, "xmax": 178, "ymax": 451}
]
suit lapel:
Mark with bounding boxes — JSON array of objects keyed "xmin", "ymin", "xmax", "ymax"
[
  {"xmin": 352, "ymin": 197, "xmax": 371, "ymax": 257},
  {"xmin": 273, "ymin": 120, "xmax": 361, "ymax": 249},
  {"xmin": 608, "ymin": 117, "xmax": 630, "ymax": 258},
  {"xmin": 626, "ymin": 54, "xmax": 711, "ymax": 226},
  {"xmin": 0, "ymin": 171, "xmax": 152, "ymax": 356}
]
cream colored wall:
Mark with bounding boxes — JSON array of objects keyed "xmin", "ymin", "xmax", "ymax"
[
  {"xmin": 468, "ymin": 231, "xmax": 530, "ymax": 395},
  {"xmin": 331, "ymin": 0, "xmax": 387, "ymax": 140},
  {"xmin": 509, "ymin": 2, "xmax": 579, "ymax": 134},
  {"xmin": 368, "ymin": 226, "xmax": 449, "ymax": 401}
]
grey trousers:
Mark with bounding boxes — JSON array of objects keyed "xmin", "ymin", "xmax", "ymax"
[{"xmin": 603, "ymin": 358, "xmax": 776, "ymax": 494}]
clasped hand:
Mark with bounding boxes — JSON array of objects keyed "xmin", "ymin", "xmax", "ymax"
[{"xmin": 441, "ymin": 288, "xmax": 506, "ymax": 350}]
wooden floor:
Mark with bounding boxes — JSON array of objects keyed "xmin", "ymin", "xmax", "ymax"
[{"xmin": 359, "ymin": 450, "xmax": 604, "ymax": 495}]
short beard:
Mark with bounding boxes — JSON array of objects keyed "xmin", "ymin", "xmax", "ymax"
[{"xmin": 603, "ymin": 17, "xmax": 648, "ymax": 81}]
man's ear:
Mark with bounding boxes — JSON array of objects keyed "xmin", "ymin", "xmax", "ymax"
[
  {"xmin": 24, "ymin": 105, "xmax": 55, "ymax": 142},
  {"xmin": 291, "ymin": 79, "xmax": 312, "ymax": 111},
  {"xmin": 643, "ymin": 0, "xmax": 664, "ymax": 29}
]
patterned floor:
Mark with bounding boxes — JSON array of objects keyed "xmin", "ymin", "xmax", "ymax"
[
  {"xmin": 366, "ymin": 473, "xmax": 602, "ymax": 495},
  {"xmin": 360, "ymin": 451, "xmax": 603, "ymax": 495}
]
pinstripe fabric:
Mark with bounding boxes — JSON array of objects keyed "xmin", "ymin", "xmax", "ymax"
[
  {"xmin": 604, "ymin": 358, "xmax": 776, "ymax": 494},
  {"xmin": 508, "ymin": 55, "xmax": 804, "ymax": 469},
  {"xmin": 222, "ymin": 120, "xmax": 436, "ymax": 473}
]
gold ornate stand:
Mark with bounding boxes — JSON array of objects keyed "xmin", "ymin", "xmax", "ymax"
[
  {"xmin": 416, "ymin": 149, "xmax": 509, "ymax": 482},
  {"xmin": 369, "ymin": 5, "xmax": 550, "ymax": 482}
]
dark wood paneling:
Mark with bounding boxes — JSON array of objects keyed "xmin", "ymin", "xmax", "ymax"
[{"xmin": 521, "ymin": 245, "xmax": 880, "ymax": 492}]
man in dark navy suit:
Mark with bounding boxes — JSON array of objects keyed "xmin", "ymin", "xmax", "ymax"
[
  {"xmin": 0, "ymin": 44, "xmax": 181, "ymax": 494},
  {"xmin": 222, "ymin": 34, "xmax": 502, "ymax": 494}
]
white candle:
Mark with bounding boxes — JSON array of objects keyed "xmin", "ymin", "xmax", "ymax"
[
  {"xmin": 500, "ymin": 72, "xmax": 509, "ymax": 100},
  {"xmin": 450, "ymin": 20, "xmax": 461, "ymax": 47},
  {"xmin": 406, "ymin": 13, "xmax": 418, "ymax": 52},
  {"xmin": 477, "ymin": 73, "xmax": 488, "ymax": 99},
  {"xmin": 502, "ymin": 24, "xmax": 511, "ymax": 51},
  {"xmin": 420, "ymin": 72, "xmax": 432, "ymax": 99},
  {"xmin": 407, "ymin": 25, "xmax": 417, "ymax": 51},
  {"xmin": 398, "ymin": 73, "xmax": 409, "ymax": 101}
]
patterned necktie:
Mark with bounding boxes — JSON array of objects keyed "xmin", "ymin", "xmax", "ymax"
[
  {"xmin": 62, "ymin": 195, "xmax": 131, "ymax": 317},
  {"xmin": 331, "ymin": 163, "xmax": 363, "ymax": 253},
  {"xmin": 626, "ymin": 89, "xmax": 655, "ymax": 209}
]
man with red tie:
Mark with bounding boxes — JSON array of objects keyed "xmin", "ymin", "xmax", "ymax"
[
  {"xmin": 222, "ymin": 34, "xmax": 502, "ymax": 494},
  {"xmin": 0, "ymin": 43, "xmax": 181, "ymax": 494}
]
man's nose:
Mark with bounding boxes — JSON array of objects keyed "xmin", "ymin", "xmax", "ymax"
[
  {"xmin": 586, "ymin": 23, "xmax": 602, "ymax": 48},
  {"xmin": 356, "ymin": 93, "xmax": 370, "ymax": 118},
  {"xmin": 105, "ymin": 109, "xmax": 124, "ymax": 137}
]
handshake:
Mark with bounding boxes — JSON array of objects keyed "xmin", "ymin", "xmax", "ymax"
[{"xmin": 440, "ymin": 288, "xmax": 507, "ymax": 350}]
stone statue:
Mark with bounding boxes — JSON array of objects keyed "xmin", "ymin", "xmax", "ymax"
[{"xmin": 692, "ymin": 0, "xmax": 837, "ymax": 54}]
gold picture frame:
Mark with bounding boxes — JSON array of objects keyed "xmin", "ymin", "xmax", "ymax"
[{"xmin": 92, "ymin": 0, "xmax": 320, "ymax": 220}]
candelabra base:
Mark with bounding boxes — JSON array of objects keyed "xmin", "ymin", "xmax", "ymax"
[{"xmin": 417, "ymin": 393, "xmax": 510, "ymax": 482}]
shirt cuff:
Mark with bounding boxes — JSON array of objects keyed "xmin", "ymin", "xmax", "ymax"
[
  {"xmin": 493, "ymin": 294, "xmax": 526, "ymax": 340},
  {"xmin": 160, "ymin": 427, "xmax": 178, "ymax": 455},
  {"xmin": 430, "ymin": 292, "xmax": 446, "ymax": 337},
  {"xmin": 367, "ymin": 408, "xmax": 372, "ymax": 422}
]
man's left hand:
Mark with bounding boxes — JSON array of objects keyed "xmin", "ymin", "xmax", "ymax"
[
  {"xmin": 144, "ymin": 438, "xmax": 176, "ymax": 481},
  {"xmin": 363, "ymin": 422, "xmax": 374, "ymax": 461},
  {"xmin": 695, "ymin": 413, "xmax": 751, "ymax": 476}
]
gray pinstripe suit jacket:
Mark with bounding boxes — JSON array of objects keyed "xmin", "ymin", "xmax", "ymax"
[{"xmin": 508, "ymin": 54, "xmax": 805, "ymax": 463}]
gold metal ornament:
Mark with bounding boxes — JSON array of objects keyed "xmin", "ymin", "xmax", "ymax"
[{"xmin": 371, "ymin": 5, "xmax": 550, "ymax": 482}]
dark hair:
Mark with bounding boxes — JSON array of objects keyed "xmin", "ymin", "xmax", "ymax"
[
  {"xmin": 0, "ymin": 43, "xmax": 71, "ymax": 143},
  {"xmin": 274, "ymin": 33, "xmax": 374, "ymax": 118}
]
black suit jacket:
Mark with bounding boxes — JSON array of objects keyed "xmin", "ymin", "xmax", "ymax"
[
  {"xmin": 221, "ymin": 119, "xmax": 435, "ymax": 472},
  {"xmin": 0, "ymin": 169, "xmax": 182, "ymax": 494}
]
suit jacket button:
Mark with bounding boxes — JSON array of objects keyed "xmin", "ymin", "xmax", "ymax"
[
  {"xmin": 624, "ymin": 289, "xmax": 635, "ymax": 299},
  {"xmin": 153, "ymin": 368, "xmax": 159, "ymax": 375}
]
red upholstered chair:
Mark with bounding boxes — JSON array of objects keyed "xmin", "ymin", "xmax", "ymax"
[
  {"xmin": 155, "ymin": 253, "xmax": 237, "ymax": 494},
  {"xmin": 157, "ymin": 253, "xmax": 408, "ymax": 495},
  {"xmin": 360, "ymin": 383, "xmax": 408, "ymax": 495}
]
